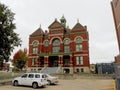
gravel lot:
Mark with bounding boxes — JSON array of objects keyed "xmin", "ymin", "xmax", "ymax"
[{"xmin": 0, "ymin": 78, "xmax": 114, "ymax": 90}]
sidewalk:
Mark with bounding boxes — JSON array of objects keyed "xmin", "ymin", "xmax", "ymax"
[{"xmin": 0, "ymin": 79, "xmax": 12, "ymax": 86}]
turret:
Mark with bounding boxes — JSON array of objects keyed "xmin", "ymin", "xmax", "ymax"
[{"xmin": 60, "ymin": 15, "xmax": 66, "ymax": 27}]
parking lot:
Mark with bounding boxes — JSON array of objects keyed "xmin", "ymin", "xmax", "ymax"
[{"xmin": 0, "ymin": 79, "xmax": 114, "ymax": 90}]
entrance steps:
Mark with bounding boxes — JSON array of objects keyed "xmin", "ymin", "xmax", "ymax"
[{"xmin": 41, "ymin": 67, "xmax": 58, "ymax": 74}]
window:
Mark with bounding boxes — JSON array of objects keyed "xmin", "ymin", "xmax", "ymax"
[
  {"xmin": 33, "ymin": 47, "xmax": 38, "ymax": 54},
  {"xmin": 80, "ymin": 56, "xmax": 83, "ymax": 65},
  {"xmin": 76, "ymin": 37, "xmax": 82, "ymax": 43},
  {"xmin": 32, "ymin": 58, "xmax": 36, "ymax": 66},
  {"xmin": 21, "ymin": 74, "xmax": 27, "ymax": 78},
  {"xmin": 51, "ymin": 30, "xmax": 61, "ymax": 34},
  {"xmin": 35, "ymin": 74, "xmax": 40, "ymax": 78},
  {"xmin": 42, "ymin": 75, "xmax": 46, "ymax": 78},
  {"xmin": 53, "ymin": 39, "xmax": 60, "ymax": 45},
  {"xmin": 64, "ymin": 39, "xmax": 70, "ymax": 45},
  {"xmin": 76, "ymin": 57, "xmax": 79, "ymax": 65},
  {"xmin": 28, "ymin": 74, "xmax": 34, "ymax": 78},
  {"xmin": 76, "ymin": 56, "xmax": 84, "ymax": 65},
  {"xmin": 75, "ymin": 37, "xmax": 82, "ymax": 52},
  {"xmin": 64, "ymin": 46, "xmax": 70, "ymax": 53},
  {"xmin": 52, "ymin": 47, "xmax": 60, "ymax": 53},
  {"xmin": 32, "ymin": 41, "xmax": 39, "ymax": 54},
  {"xmin": 64, "ymin": 39, "xmax": 70, "ymax": 53},
  {"xmin": 81, "ymin": 68, "xmax": 84, "ymax": 72},
  {"xmin": 52, "ymin": 39, "xmax": 60, "ymax": 53},
  {"xmin": 44, "ymin": 41, "xmax": 49, "ymax": 47},
  {"xmin": 33, "ymin": 41, "xmax": 39, "ymax": 47},
  {"xmin": 76, "ymin": 44, "xmax": 82, "ymax": 51}
]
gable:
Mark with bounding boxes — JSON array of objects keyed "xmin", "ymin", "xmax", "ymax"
[
  {"xmin": 72, "ymin": 23, "xmax": 85, "ymax": 30},
  {"xmin": 48, "ymin": 20, "xmax": 64, "ymax": 29}
]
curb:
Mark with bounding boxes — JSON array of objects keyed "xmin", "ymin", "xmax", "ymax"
[{"xmin": 0, "ymin": 79, "xmax": 12, "ymax": 86}]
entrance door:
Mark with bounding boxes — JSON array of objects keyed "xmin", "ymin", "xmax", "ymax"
[
  {"xmin": 53, "ymin": 59, "xmax": 58, "ymax": 67},
  {"xmin": 49, "ymin": 56, "xmax": 58, "ymax": 67},
  {"xmin": 40, "ymin": 57, "xmax": 44, "ymax": 67}
]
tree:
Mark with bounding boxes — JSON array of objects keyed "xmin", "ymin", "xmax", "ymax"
[
  {"xmin": 0, "ymin": 3, "xmax": 21, "ymax": 69},
  {"xmin": 13, "ymin": 48, "xmax": 28, "ymax": 71}
]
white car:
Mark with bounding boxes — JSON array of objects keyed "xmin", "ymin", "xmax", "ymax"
[
  {"xmin": 45, "ymin": 74, "xmax": 58, "ymax": 85},
  {"xmin": 12, "ymin": 73, "xmax": 48, "ymax": 89}
]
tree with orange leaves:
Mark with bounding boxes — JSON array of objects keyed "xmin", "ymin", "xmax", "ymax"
[{"xmin": 13, "ymin": 48, "xmax": 28, "ymax": 71}]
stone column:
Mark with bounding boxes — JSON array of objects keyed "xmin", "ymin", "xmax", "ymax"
[
  {"xmin": 70, "ymin": 55, "xmax": 73, "ymax": 67},
  {"xmin": 58, "ymin": 55, "xmax": 63, "ymax": 67}
]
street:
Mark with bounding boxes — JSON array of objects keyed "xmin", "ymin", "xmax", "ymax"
[{"xmin": 0, "ymin": 79, "xmax": 114, "ymax": 90}]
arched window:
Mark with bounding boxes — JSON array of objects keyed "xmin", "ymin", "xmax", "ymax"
[
  {"xmin": 44, "ymin": 40, "xmax": 49, "ymax": 47},
  {"xmin": 32, "ymin": 41, "xmax": 39, "ymax": 54},
  {"xmin": 64, "ymin": 39, "xmax": 70, "ymax": 45},
  {"xmin": 64, "ymin": 39, "xmax": 70, "ymax": 53},
  {"xmin": 52, "ymin": 39, "xmax": 60, "ymax": 53},
  {"xmin": 75, "ymin": 37, "xmax": 82, "ymax": 52},
  {"xmin": 76, "ymin": 37, "xmax": 82, "ymax": 43},
  {"xmin": 33, "ymin": 41, "xmax": 39, "ymax": 47}
]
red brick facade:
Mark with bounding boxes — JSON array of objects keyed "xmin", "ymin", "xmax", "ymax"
[{"xmin": 28, "ymin": 16, "xmax": 90, "ymax": 73}]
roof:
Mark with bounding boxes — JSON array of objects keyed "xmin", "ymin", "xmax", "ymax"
[
  {"xmin": 72, "ymin": 22, "xmax": 85, "ymax": 30},
  {"xmin": 48, "ymin": 19, "xmax": 64, "ymax": 29},
  {"xmin": 31, "ymin": 27, "xmax": 44, "ymax": 35}
]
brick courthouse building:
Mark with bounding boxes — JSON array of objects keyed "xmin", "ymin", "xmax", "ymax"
[{"xmin": 28, "ymin": 16, "xmax": 90, "ymax": 73}]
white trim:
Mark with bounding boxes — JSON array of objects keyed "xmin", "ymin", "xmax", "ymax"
[
  {"xmin": 32, "ymin": 40, "xmax": 39, "ymax": 45},
  {"xmin": 49, "ymin": 37, "xmax": 63, "ymax": 44},
  {"xmin": 74, "ymin": 36, "xmax": 83, "ymax": 42}
]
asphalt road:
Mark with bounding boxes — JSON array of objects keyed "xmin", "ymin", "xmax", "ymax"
[{"xmin": 0, "ymin": 79, "xmax": 114, "ymax": 90}]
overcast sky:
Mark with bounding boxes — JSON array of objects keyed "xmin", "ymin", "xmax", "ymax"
[{"xmin": 0, "ymin": 0, "xmax": 119, "ymax": 63}]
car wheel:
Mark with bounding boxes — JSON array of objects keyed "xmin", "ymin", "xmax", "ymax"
[
  {"xmin": 14, "ymin": 81, "xmax": 18, "ymax": 86},
  {"xmin": 32, "ymin": 82, "xmax": 38, "ymax": 89},
  {"xmin": 47, "ymin": 80, "xmax": 51, "ymax": 85}
]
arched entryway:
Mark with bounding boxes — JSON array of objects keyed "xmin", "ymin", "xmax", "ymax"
[{"xmin": 49, "ymin": 56, "xmax": 58, "ymax": 67}]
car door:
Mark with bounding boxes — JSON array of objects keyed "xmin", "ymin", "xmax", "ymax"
[
  {"xmin": 26, "ymin": 74, "xmax": 34, "ymax": 86},
  {"xmin": 20, "ymin": 74, "xmax": 28, "ymax": 85}
]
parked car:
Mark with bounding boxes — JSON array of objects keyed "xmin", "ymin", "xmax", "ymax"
[
  {"xmin": 12, "ymin": 73, "xmax": 48, "ymax": 89},
  {"xmin": 45, "ymin": 74, "xmax": 58, "ymax": 85}
]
